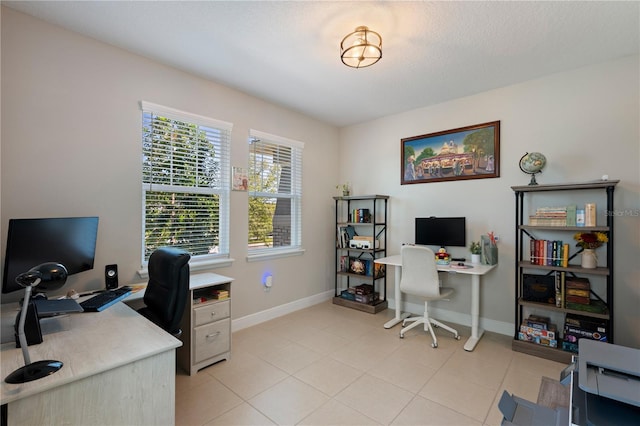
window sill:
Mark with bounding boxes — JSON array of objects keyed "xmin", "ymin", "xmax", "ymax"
[
  {"xmin": 137, "ymin": 257, "xmax": 235, "ymax": 280},
  {"xmin": 246, "ymin": 247, "xmax": 305, "ymax": 262}
]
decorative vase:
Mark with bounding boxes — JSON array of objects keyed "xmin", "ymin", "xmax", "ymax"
[
  {"xmin": 581, "ymin": 249, "xmax": 597, "ymax": 269},
  {"xmin": 471, "ymin": 254, "xmax": 481, "ymax": 264}
]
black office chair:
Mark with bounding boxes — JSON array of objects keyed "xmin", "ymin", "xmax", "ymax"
[{"xmin": 138, "ymin": 247, "xmax": 190, "ymax": 337}]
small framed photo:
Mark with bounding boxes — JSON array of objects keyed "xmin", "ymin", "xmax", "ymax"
[
  {"xmin": 232, "ymin": 167, "xmax": 248, "ymax": 191},
  {"xmin": 401, "ymin": 121, "xmax": 500, "ymax": 185}
]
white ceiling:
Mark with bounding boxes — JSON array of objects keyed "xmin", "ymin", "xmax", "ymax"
[{"xmin": 5, "ymin": 1, "xmax": 639, "ymax": 127}]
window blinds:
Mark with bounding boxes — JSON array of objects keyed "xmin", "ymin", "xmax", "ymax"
[
  {"xmin": 248, "ymin": 129, "xmax": 303, "ymax": 252},
  {"xmin": 141, "ymin": 101, "xmax": 231, "ymax": 261}
]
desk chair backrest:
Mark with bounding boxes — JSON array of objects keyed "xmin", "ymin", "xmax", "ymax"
[
  {"xmin": 400, "ymin": 245, "xmax": 441, "ymax": 298},
  {"xmin": 140, "ymin": 247, "xmax": 190, "ymax": 335}
]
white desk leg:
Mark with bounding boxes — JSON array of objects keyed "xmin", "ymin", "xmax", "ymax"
[
  {"xmin": 464, "ymin": 274, "xmax": 484, "ymax": 351},
  {"xmin": 384, "ymin": 265, "xmax": 410, "ymax": 329}
]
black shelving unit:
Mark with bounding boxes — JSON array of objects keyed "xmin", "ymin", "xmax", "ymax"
[
  {"xmin": 333, "ymin": 195, "xmax": 389, "ymax": 314},
  {"xmin": 512, "ymin": 180, "xmax": 618, "ymax": 363}
]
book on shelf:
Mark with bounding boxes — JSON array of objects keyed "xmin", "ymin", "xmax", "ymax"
[
  {"xmin": 565, "ymin": 294, "xmax": 590, "ymax": 305},
  {"xmin": 529, "ymin": 239, "xmax": 569, "ymax": 266},
  {"xmin": 339, "ymin": 256, "xmax": 349, "ymax": 272},
  {"xmin": 336, "ymin": 225, "xmax": 357, "ymax": 248},
  {"xmin": 528, "ymin": 204, "xmax": 577, "ymax": 226},
  {"xmin": 565, "ymin": 277, "xmax": 590, "ymax": 289},
  {"xmin": 555, "ymin": 271, "xmax": 565, "ymax": 308},
  {"xmin": 565, "ymin": 299, "xmax": 607, "ymax": 314},
  {"xmin": 563, "ymin": 277, "xmax": 591, "ymax": 306},
  {"xmin": 566, "ymin": 288, "xmax": 590, "ymax": 298},
  {"xmin": 351, "ymin": 208, "xmax": 371, "ymax": 223},
  {"xmin": 211, "ymin": 289, "xmax": 229, "ymax": 300}
]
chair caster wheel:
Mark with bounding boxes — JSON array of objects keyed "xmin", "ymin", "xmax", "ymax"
[
  {"xmin": 455, "ymin": 335, "xmax": 461, "ymax": 340},
  {"xmin": 431, "ymin": 343, "xmax": 438, "ymax": 348},
  {"xmin": 399, "ymin": 333, "xmax": 404, "ymax": 339}
]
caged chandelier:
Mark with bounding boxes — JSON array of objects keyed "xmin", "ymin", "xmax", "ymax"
[{"xmin": 340, "ymin": 26, "xmax": 382, "ymax": 68}]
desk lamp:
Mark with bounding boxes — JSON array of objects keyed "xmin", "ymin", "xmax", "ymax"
[{"xmin": 4, "ymin": 262, "xmax": 68, "ymax": 384}]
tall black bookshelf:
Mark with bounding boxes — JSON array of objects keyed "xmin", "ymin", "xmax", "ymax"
[
  {"xmin": 512, "ymin": 180, "xmax": 618, "ymax": 363},
  {"xmin": 333, "ymin": 195, "xmax": 389, "ymax": 314}
]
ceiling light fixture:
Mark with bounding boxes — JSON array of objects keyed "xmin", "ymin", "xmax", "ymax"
[{"xmin": 340, "ymin": 26, "xmax": 382, "ymax": 69}]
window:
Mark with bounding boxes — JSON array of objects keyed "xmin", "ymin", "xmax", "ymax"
[
  {"xmin": 141, "ymin": 101, "xmax": 231, "ymax": 264},
  {"xmin": 248, "ymin": 129, "xmax": 303, "ymax": 257}
]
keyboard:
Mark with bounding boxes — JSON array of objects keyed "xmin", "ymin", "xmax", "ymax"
[{"xmin": 80, "ymin": 286, "xmax": 133, "ymax": 312}]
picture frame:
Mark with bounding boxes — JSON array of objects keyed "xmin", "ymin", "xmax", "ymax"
[
  {"xmin": 401, "ymin": 121, "xmax": 500, "ymax": 185},
  {"xmin": 232, "ymin": 166, "xmax": 248, "ymax": 191}
]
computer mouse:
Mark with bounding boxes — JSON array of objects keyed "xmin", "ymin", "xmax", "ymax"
[{"xmin": 457, "ymin": 262, "xmax": 465, "ymax": 266}]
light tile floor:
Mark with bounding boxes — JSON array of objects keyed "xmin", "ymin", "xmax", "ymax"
[{"xmin": 175, "ymin": 301, "xmax": 566, "ymax": 425}]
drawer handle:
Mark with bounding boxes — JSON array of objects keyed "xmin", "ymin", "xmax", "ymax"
[
  {"xmin": 206, "ymin": 331, "xmax": 221, "ymax": 340},
  {"xmin": 210, "ymin": 312, "xmax": 216, "ymax": 317}
]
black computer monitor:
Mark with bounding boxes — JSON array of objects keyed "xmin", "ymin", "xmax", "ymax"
[
  {"xmin": 415, "ymin": 217, "xmax": 466, "ymax": 248},
  {"xmin": 2, "ymin": 217, "xmax": 99, "ymax": 294}
]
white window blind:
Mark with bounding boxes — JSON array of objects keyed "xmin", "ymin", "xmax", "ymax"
[
  {"xmin": 141, "ymin": 101, "xmax": 231, "ymax": 262},
  {"xmin": 248, "ymin": 129, "xmax": 303, "ymax": 254}
]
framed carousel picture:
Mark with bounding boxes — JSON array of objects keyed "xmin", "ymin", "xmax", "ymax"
[{"xmin": 401, "ymin": 121, "xmax": 500, "ymax": 185}]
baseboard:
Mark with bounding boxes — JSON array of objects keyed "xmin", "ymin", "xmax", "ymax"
[
  {"xmin": 231, "ymin": 290, "xmax": 333, "ymax": 332},
  {"xmin": 394, "ymin": 297, "xmax": 513, "ymax": 336},
  {"xmin": 231, "ymin": 291, "xmax": 513, "ymax": 337}
]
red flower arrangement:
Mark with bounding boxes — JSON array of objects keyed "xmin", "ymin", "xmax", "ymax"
[{"xmin": 574, "ymin": 231, "xmax": 608, "ymax": 249}]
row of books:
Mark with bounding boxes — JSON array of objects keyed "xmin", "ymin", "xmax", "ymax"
[
  {"xmin": 339, "ymin": 256, "xmax": 385, "ymax": 278},
  {"xmin": 528, "ymin": 205, "xmax": 577, "ymax": 226},
  {"xmin": 529, "ymin": 239, "xmax": 570, "ymax": 267},
  {"xmin": 336, "ymin": 225, "xmax": 357, "ymax": 248},
  {"xmin": 350, "ymin": 209, "xmax": 371, "ymax": 223}
]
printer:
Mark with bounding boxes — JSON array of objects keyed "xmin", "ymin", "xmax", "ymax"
[
  {"xmin": 500, "ymin": 340, "xmax": 640, "ymax": 426},
  {"xmin": 571, "ymin": 339, "xmax": 640, "ymax": 425},
  {"xmin": 579, "ymin": 339, "xmax": 640, "ymax": 408}
]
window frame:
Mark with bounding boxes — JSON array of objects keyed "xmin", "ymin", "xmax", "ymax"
[
  {"xmin": 247, "ymin": 129, "xmax": 305, "ymax": 261},
  {"xmin": 140, "ymin": 101, "xmax": 232, "ymax": 273}
]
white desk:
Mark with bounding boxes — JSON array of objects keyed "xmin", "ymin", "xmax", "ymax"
[
  {"xmin": 1, "ymin": 302, "xmax": 181, "ymax": 425},
  {"xmin": 375, "ymin": 254, "xmax": 496, "ymax": 351}
]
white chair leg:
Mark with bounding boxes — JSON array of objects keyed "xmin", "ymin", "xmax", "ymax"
[
  {"xmin": 399, "ymin": 317, "xmax": 425, "ymax": 338},
  {"xmin": 426, "ymin": 323, "xmax": 438, "ymax": 347},
  {"xmin": 430, "ymin": 318, "xmax": 459, "ymax": 339},
  {"xmin": 402, "ymin": 316, "xmax": 420, "ymax": 326}
]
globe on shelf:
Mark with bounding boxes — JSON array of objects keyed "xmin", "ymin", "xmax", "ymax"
[{"xmin": 519, "ymin": 152, "xmax": 547, "ymax": 185}]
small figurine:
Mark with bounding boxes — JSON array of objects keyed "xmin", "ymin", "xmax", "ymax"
[{"xmin": 435, "ymin": 247, "xmax": 451, "ymax": 265}]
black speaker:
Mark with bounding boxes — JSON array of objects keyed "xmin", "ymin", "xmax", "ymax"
[{"xmin": 105, "ymin": 264, "xmax": 118, "ymax": 290}]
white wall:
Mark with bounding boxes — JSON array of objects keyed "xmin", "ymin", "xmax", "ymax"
[
  {"xmin": 2, "ymin": 8, "xmax": 639, "ymax": 349},
  {"xmin": 339, "ymin": 55, "xmax": 640, "ymax": 348},
  {"xmin": 1, "ymin": 8, "xmax": 339, "ymax": 320}
]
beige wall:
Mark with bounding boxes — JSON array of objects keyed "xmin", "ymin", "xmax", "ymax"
[
  {"xmin": 339, "ymin": 56, "xmax": 640, "ymax": 348},
  {"xmin": 1, "ymin": 7, "xmax": 340, "ymax": 320},
  {"xmin": 2, "ymin": 8, "xmax": 639, "ymax": 348}
]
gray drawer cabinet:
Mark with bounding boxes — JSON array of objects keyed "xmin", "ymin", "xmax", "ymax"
[{"xmin": 177, "ymin": 273, "xmax": 233, "ymax": 375}]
